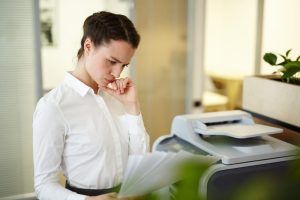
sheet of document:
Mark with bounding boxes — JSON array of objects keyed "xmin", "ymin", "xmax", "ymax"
[{"xmin": 118, "ymin": 151, "xmax": 218, "ymax": 198}]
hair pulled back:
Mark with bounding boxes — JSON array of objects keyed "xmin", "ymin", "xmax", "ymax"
[{"xmin": 77, "ymin": 11, "xmax": 140, "ymax": 60}]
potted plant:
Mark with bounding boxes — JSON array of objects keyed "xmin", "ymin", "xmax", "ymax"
[
  {"xmin": 263, "ymin": 49, "xmax": 300, "ymax": 85},
  {"xmin": 243, "ymin": 49, "xmax": 300, "ymax": 127}
]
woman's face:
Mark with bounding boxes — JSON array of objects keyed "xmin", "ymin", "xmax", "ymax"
[{"xmin": 84, "ymin": 39, "xmax": 135, "ymax": 88}]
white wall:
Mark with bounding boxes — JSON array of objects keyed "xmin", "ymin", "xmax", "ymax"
[
  {"xmin": 204, "ymin": 0, "xmax": 258, "ymax": 77},
  {"xmin": 42, "ymin": 0, "xmax": 131, "ymax": 90},
  {"xmin": 260, "ymin": 0, "xmax": 300, "ymax": 74},
  {"xmin": 203, "ymin": 0, "xmax": 300, "ymax": 77}
]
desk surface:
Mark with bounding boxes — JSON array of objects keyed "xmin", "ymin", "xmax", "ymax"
[{"xmin": 254, "ymin": 117, "xmax": 300, "ymax": 146}]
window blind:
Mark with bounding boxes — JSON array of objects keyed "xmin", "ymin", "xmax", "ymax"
[{"xmin": 0, "ymin": 0, "xmax": 41, "ymax": 198}]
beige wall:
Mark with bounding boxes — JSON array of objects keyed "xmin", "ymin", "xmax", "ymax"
[{"xmin": 134, "ymin": 0, "xmax": 188, "ymax": 145}]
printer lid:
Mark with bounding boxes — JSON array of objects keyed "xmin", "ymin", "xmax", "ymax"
[
  {"xmin": 189, "ymin": 110, "xmax": 282, "ymax": 139},
  {"xmin": 195, "ymin": 123, "xmax": 282, "ymax": 139},
  {"xmin": 169, "ymin": 110, "xmax": 299, "ymax": 164}
]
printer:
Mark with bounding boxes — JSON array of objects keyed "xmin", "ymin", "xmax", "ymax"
[{"xmin": 152, "ymin": 110, "xmax": 299, "ymax": 200}]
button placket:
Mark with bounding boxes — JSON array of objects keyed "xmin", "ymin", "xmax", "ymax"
[{"xmin": 93, "ymin": 94, "xmax": 124, "ymax": 184}]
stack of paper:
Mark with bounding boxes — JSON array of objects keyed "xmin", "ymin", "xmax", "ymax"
[{"xmin": 118, "ymin": 151, "xmax": 218, "ymax": 198}]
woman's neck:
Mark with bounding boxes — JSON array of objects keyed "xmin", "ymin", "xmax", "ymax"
[{"xmin": 72, "ymin": 59, "xmax": 98, "ymax": 94}]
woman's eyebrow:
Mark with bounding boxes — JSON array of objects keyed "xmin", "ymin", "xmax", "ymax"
[{"xmin": 111, "ymin": 56, "xmax": 129, "ymax": 65}]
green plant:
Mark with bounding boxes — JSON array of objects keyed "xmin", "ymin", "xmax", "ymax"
[{"xmin": 263, "ymin": 49, "xmax": 300, "ymax": 84}]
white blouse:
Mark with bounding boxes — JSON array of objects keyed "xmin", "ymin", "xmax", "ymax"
[{"xmin": 33, "ymin": 73, "xmax": 149, "ymax": 200}]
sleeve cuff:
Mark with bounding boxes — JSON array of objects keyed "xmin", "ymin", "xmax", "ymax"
[{"xmin": 67, "ymin": 193, "xmax": 87, "ymax": 200}]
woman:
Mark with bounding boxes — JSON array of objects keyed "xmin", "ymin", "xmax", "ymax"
[{"xmin": 33, "ymin": 11, "xmax": 149, "ymax": 200}]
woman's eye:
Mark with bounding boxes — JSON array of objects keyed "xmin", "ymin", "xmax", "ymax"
[{"xmin": 108, "ymin": 60, "xmax": 116, "ymax": 65}]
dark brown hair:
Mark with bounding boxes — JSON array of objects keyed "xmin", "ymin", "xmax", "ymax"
[{"xmin": 77, "ymin": 11, "xmax": 140, "ymax": 59}]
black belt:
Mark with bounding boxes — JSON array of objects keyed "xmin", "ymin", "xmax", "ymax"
[{"xmin": 66, "ymin": 181, "xmax": 121, "ymax": 196}]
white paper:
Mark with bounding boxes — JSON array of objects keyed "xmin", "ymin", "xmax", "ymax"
[{"xmin": 118, "ymin": 151, "xmax": 218, "ymax": 198}]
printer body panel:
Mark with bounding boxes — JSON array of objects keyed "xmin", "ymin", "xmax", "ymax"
[
  {"xmin": 153, "ymin": 135, "xmax": 300, "ymax": 200},
  {"xmin": 202, "ymin": 156, "xmax": 299, "ymax": 200},
  {"xmin": 169, "ymin": 110, "xmax": 298, "ymax": 164},
  {"xmin": 153, "ymin": 110, "xmax": 300, "ymax": 200}
]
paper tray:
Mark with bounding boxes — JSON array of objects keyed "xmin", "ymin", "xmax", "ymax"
[{"xmin": 196, "ymin": 124, "xmax": 283, "ymax": 139}]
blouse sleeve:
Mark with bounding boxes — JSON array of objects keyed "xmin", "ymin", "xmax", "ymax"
[
  {"xmin": 33, "ymin": 98, "xmax": 87, "ymax": 200},
  {"xmin": 121, "ymin": 113, "xmax": 150, "ymax": 154}
]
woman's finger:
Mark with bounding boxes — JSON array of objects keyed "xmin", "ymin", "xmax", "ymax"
[
  {"xmin": 115, "ymin": 79, "xmax": 123, "ymax": 94},
  {"xmin": 110, "ymin": 81, "xmax": 118, "ymax": 90},
  {"xmin": 119, "ymin": 79, "xmax": 125, "ymax": 94},
  {"xmin": 107, "ymin": 192, "xmax": 117, "ymax": 197},
  {"xmin": 121, "ymin": 78, "xmax": 129, "ymax": 93},
  {"xmin": 123, "ymin": 77, "xmax": 130, "ymax": 88}
]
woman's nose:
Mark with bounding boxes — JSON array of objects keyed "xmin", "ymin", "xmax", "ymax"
[{"xmin": 111, "ymin": 65, "xmax": 123, "ymax": 78}]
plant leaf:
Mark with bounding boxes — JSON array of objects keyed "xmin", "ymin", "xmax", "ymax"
[
  {"xmin": 284, "ymin": 61, "xmax": 300, "ymax": 68},
  {"xmin": 297, "ymin": 55, "xmax": 300, "ymax": 61},
  {"xmin": 263, "ymin": 53, "xmax": 277, "ymax": 65},
  {"xmin": 282, "ymin": 66, "xmax": 300, "ymax": 79},
  {"xmin": 280, "ymin": 54, "xmax": 287, "ymax": 61},
  {"xmin": 285, "ymin": 49, "xmax": 292, "ymax": 57},
  {"xmin": 277, "ymin": 61, "xmax": 288, "ymax": 66}
]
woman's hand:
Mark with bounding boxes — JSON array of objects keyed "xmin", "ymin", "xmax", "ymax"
[
  {"xmin": 99, "ymin": 77, "xmax": 141, "ymax": 115},
  {"xmin": 118, "ymin": 195, "xmax": 145, "ymax": 200},
  {"xmin": 85, "ymin": 193, "xmax": 145, "ymax": 200},
  {"xmin": 86, "ymin": 192, "xmax": 117, "ymax": 200}
]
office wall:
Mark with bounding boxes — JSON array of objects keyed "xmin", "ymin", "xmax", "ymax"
[
  {"xmin": 204, "ymin": 0, "xmax": 258, "ymax": 76},
  {"xmin": 203, "ymin": 0, "xmax": 300, "ymax": 76},
  {"xmin": 260, "ymin": 0, "xmax": 300, "ymax": 74},
  {"xmin": 134, "ymin": 0, "xmax": 188, "ymax": 144}
]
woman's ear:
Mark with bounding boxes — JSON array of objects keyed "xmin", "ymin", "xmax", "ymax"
[{"xmin": 84, "ymin": 38, "xmax": 93, "ymax": 55}]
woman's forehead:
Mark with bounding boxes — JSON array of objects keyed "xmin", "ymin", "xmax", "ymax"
[{"xmin": 98, "ymin": 40, "xmax": 135, "ymax": 62}]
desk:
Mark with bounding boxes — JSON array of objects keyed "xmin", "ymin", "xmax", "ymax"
[{"xmin": 251, "ymin": 113, "xmax": 300, "ymax": 146}]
